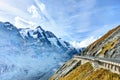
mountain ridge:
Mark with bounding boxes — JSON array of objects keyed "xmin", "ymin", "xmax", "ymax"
[
  {"xmin": 82, "ymin": 25, "xmax": 120, "ymax": 58},
  {"xmin": 0, "ymin": 21, "xmax": 83, "ymax": 80}
]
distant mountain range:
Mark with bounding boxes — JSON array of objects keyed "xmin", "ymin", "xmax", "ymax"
[{"xmin": 0, "ymin": 22, "xmax": 83, "ymax": 80}]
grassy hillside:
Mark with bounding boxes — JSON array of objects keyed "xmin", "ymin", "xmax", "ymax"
[
  {"xmin": 84, "ymin": 68, "xmax": 120, "ymax": 80},
  {"xmin": 50, "ymin": 62, "xmax": 120, "ymax": 80},
  {"xmin": 59, "ymin": 62, "xmax": 93, "ymax": 80}
]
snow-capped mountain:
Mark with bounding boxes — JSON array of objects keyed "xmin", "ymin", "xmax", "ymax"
[
  {"xmin": 19, "ymin": 26, "xmax": 71, "ymax": 51},
  {"xmin": 0, "ymin": 22, "xmax": 81, "ymax": 80}
]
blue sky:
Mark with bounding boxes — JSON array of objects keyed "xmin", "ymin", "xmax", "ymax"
[{"xmin": 0, "ymin": 0, "xmax": 120, "ymax": 48}]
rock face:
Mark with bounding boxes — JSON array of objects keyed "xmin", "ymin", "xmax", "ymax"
[
  {"xmin": 0, "ymin": 22, "xmax": 82, "ymax": 80},
  {"xmin": 82, "ymin": 25, "xmax": 120, "ymax": 59},
  {"xmin": 50, "ymin": 25, "xmax": 120, "ymax": 80}
]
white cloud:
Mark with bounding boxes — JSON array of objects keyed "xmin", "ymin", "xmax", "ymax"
[
  {"xmin": 70, "ymin": 36, "xmax": 97, "ymax": 48},
  {"xmin": 27, "ymin": 5, "xmax": 41, "ymax": 18},
  {"xmin": 34, "ymin": 0, "xmax": 69, "ymax": 37},
  {"xmin": 0, "ymin": 1, "xmax": 28, "ymax": 16},
  {"xmin": 34, "ymin": 0, "xmax": 46, "ymax": 13},
  {"xmin": 34, "ymin": 0, "xmax": 56, "ymax": 26},
  {"xmin": 0, "ymin": 0, "xmax": 117, "ymax": 43},
  {"xmin": 14, "ymin": 16, "xmax": 36, "ymax": 28},
  {"xmin": 38, "ymin": 2, "xmax": 46, "ymax": 12}
]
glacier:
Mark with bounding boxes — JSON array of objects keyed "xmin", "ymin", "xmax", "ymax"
[{"xmin": 0, "ymin": 22, "xmax": 82, "ymax": 80}]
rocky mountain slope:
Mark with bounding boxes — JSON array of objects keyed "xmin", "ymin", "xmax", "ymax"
[
  {"xmin": 82, "ymin": 25, "xmax": 120, "ymax": 59},
  {"xmin": 50, "ymin": 62, "xmax": 120, "ymax": 80},
  {"xmin": 50, "ymin": 25, "xmax": 120, "ymax": 80},
  {"xmin": 0, "ymin": 22, "xmax": 82, "ymax": 80}
]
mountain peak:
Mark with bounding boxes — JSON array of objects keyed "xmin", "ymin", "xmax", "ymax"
[
  {"xmin": 36, "ymin": 26, "xmax": 44, "ymax": 31},
  {"xmin": 18, "ymin": 24, "xmax": 78, "ymax": 51}
]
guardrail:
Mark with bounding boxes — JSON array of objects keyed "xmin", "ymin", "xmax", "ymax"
[{"xmin": 73, "ymin": 55, "xmax": 120, "ymax": 74}]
